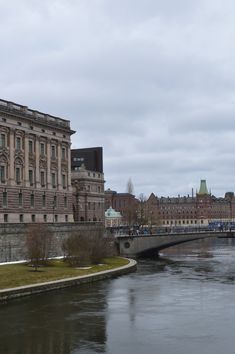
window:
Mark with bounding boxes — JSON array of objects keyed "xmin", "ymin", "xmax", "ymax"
[
  {"xmin": 40, "ymin": 171, "xmax": 45, "ymax": 186},
  {"xmin": 43, "ymin": 214, "xmax": 47, "ymax": 222},
  {"xmin": 73, "ymin": 157, "xmax": 84, "ymax": 162},
  {"xmin": 42, "ymin": 194, "xmax": 46, "ymax": 207},
  {"xmin": 32, "ymin": 214, "xmax": 35, "ymax": 222},
  {"xmin": 51, "ymin": 145, "xmax": 56, "ymax": 159},
  {"xmin": 62, "ymin": 174, "xmax": 66, "ymax": 188},
  {"xmin": 0, "ymin": 166, "xmax": 5, "ymax": 183},
  {"xmin": 55, "ymin": 215, "xmax": 58, "ymax": 222},
  {"xmin": 16, "ymin": 167, "xmax": 21, "ymax": 184},
  {"xmin": 62, "ymin": 147, "xmax": 66, "ymax": 160},
  {"xmin": 40, "ymin": 143, "xmax": 45, "ymax": 156},
  {"xmin": 3, "ymin": 192, "xmax": 7, "ymax": 207},
  {"xmin": 0, "ymin": 134, "xmax": 6, "ymax": 148},
  {"xmin": 65, "ymin": 215, "xmax": 68, "ymax": 222},
  {"xmin": 19, "ymin": 192, "xmax": 23, "ymax": 207},
  {"xmin": 53, "ymin": 195, "xmax": 57, "ymax": 208},
  {"xmin": 29, "ymin": 140, "xmax": 33, "ymax": 154},
  {"xmin": 16, "ymin": 137, "xmax": 21, "ymax": 151},
  {"xmin": 4, "ymin": 214, "xmax": 8, "ymax": 222},
  {"xmin": 30, "ymin": 194, "xmax": 34, "ymax": 207},
  {"xmin": 17, "ymin": 122, "xmax": 22, "ymax": 126},
  {"xmin": 29, "ymin": 170, "xmax": 34, "ymax": 185},
  {"xmin": 64, "ymin": 196, "xmax": 67, "ymax": 208},
  {"xmin": 19, "ymin": 214, "xmax": 24, "ymax": 222},
  {"xmin": 52, "ymin": 172, "xmax": 56, "ymax": 187}
]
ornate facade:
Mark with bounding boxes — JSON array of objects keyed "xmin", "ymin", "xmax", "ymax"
[
  {"xmin": 72, "ymin": 164, "xmax": 105, "ymax": 223},
  {"xmin": 0, "ymin": 99, "xmax": 74, "ymax": 223}
]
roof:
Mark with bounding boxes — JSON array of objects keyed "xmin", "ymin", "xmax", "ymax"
[
  {"xmin": 198, "ymin": 180, "xmax": 209, "ymax": 195},
  {"xmin": 105, "ymin": 207, "xmax": 122, "ymax": 218}
]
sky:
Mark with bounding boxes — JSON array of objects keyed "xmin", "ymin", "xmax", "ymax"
[{"xmin": 1, "ymin": 0, "xmax": 235, "ymax": 198}]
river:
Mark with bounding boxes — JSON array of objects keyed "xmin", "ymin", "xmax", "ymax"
[{"xmin": 1, "ymin": 238, "xmax": 235, "ymax": 354}]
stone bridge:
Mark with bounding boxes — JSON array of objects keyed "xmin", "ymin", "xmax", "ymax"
[{"xmin": 117, "ymin": 231, "xmax": 233, "ymax": 257}]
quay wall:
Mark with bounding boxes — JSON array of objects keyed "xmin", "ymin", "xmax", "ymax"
[
  {"xmin": 0, "ymin": 259, "xmax": 137, "ymax": 302},
  {"xmin": 0, "ymin": 222, "xmax": 103, "ymax": 263}
]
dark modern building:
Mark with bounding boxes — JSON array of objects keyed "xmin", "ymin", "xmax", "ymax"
[{"xmin": 71, "ymin": 147, "xmax": 103, "ymax": 173}]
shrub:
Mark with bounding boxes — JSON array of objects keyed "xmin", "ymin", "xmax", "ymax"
[{"xmin": 63, "ymin": 227, "xmax": 114, "ymax": 267}]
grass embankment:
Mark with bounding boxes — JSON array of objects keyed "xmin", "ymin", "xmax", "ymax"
[{"xmin": 0, "ymin": 257, "xmax": 129, "ymax": 290}]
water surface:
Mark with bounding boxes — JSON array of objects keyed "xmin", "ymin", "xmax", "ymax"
[{"xmin": 1, "ymin": 238, "xmax": 235, "ymax": 354}]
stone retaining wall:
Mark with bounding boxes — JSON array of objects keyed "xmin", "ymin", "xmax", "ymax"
[
  {"xmin": 0, "ymin": 258, "xmax": 137, "ymax": 302},
  {"xmin": 0, "ymin": 222, "xmax": 104, "ymax": 262}
]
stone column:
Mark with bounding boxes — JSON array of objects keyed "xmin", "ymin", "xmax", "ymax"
[
  {"xmin": 35, "ymin": 136, "xmax": 40, "ymax": 188},
  {"xmin": 24, "ymin": 134, "xmax": 29, "ymax": 187},
  {"xmin": 47, "ymin": 139, "xmax": 51, "ymax": 189},
  {"xmin": 57, "ymin": 142, "xmax": 62, "ymax": 190},
  {"xmin": 67, "ymin": 143, "xmax": 72, "ymax": 191},
  {"xmin": 9, "ymin": 128, "xmax": 15, "ymax": 186}
]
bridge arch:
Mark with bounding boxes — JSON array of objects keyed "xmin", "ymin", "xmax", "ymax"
[{"xmin": 117, "ymin": 231, "xmax": 226, "ymax": 257}]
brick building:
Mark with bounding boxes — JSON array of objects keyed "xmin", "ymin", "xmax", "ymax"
[
  {"xmin": 145, "ymin": 180, "xmax": 235, "ymax": 227},
  {"xmin": 0, "ymin": 99, "xmax": 74, "ymax": 223},
  {"xmin": 71, "ymin": 148, "xmax": 105, "ymax": 223},
  {"xmin": 105, "ymin": 189, "xmax": 139, "ymax": 226}
]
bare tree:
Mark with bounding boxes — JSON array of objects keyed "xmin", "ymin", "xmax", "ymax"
[
  {"xmin": 138, "ymin": 193, "xmax": 148, "ymax": 227},
  {"xmin": 25, "ymin": 224, "xmax": 52, "ymax": 271},
  {"xmin": 63, "ymin": 227, "xmax": 114, "ymax": 267},
  {"xmin": 126, "ymin": 178, "xmax": 134, "ymax": 195}
]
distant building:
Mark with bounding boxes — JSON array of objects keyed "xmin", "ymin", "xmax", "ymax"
[
  {"xmin": 105, "ymin": 206, "xmax": 122, "ymax": 228},
  {"xmin": 145, "ymin": 180, "xmax": 235, "ymax": 227},
  {"xmin": 105, "ymin": 189, "xmax": 139, "ymax": 226},
  {"xmin": 0, "ymin": 99, "xmax": 75, "ymax": 223},
  {"xmin": 71, "ymin": 149, "xmax": 105, "ymax": 223}
]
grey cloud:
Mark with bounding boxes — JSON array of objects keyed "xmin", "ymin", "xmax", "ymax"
[{"xmin": 1, "ymin": 0, "xmax": 235, "ymax": 197}]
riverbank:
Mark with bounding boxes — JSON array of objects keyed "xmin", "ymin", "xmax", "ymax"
[{"xmin": 0, "ymin": 257, "xmax": 137, "ymax": 302}]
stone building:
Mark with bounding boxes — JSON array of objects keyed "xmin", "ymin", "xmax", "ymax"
[
  {"xmin": 71, "ymin": 147, "xmax": 105, "ymax": 223},
  {"xmin": 0, "ymin": 99, "xmax": 74, "ymax": 223}
]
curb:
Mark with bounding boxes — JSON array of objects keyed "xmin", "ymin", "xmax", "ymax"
[{"xmin": 0, "ymin": 258, "xmax": 137, "ymax": 302}]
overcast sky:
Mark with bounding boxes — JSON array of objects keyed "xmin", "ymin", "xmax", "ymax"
[{"xmin": 1, "ymin": 0, "xmax": 235, "ymax": 198}]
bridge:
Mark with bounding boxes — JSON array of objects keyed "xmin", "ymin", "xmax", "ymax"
[{"xmin": 117, "ymin": 230, "xmax": 234, "ymax": 257}]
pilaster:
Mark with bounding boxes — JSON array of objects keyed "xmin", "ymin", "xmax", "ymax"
[
  {"xmin": 9, "ymin": 128, "xmax": 15, "ymax": 186},
  {"xmin": 35, "ymin": 136, "xmax": 40, "ymax": 188},
  {"xmin": 57, "ymin": 142, "xmax": 62, "ymax": 190},
  {"xmin": 24, "ymin": 133, "xmax": 29, "ymax": 187},
  {"xmin": 47, "ymin": 139, "xmax": 52, "ymax": 189}
]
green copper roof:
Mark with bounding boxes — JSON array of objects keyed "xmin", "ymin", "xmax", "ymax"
[
  {"xmin": 198, "ymin": 179, "xmax": 209, "ymax": 195},
  {"xmin": 105, "ymin": 207, "xmax": 122, "ymax": 218}
]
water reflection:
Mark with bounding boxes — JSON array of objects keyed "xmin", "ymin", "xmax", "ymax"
[{"xmin": 0, "ymin": 284, "xmax": 108, "ymax": 354}]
